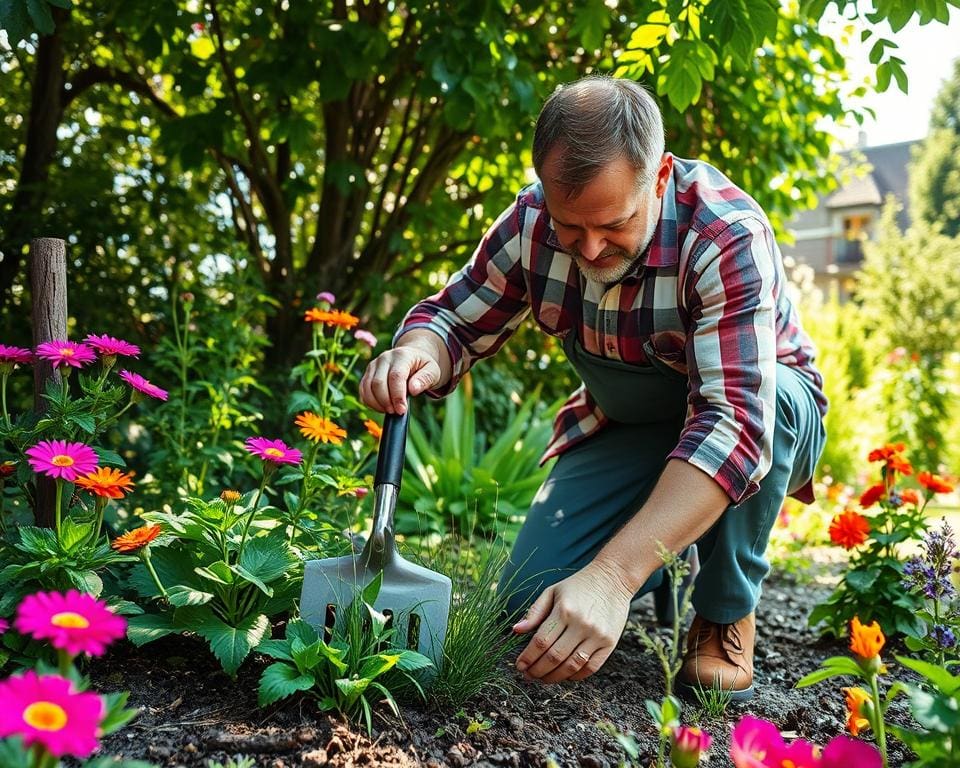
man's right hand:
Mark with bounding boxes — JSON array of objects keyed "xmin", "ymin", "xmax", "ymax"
[{"xmin": 359, "ymin": 337, "xmax": 446, "ymax": 414}]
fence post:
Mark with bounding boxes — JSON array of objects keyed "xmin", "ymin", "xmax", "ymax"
[{"xmin": 29, "ymin": 237, "xmax": 67, "ymax": 528}]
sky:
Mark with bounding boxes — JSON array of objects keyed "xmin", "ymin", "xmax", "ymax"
[{"xmin": 824, "ymin": 5, "xmax": 960, "ymax": 148}]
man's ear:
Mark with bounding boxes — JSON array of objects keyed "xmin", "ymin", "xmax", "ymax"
[{"xmin": 654, "ymin": 153, "xmax": 673, "ymax": 198}]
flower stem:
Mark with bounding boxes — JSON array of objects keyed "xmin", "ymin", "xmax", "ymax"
[
  {"xmin": 1, "ymin": 372, "xmax": 10, "ymax": 429},
  {"xmin": 869, "ymin": 674, "xmax": 888, "ymax": 768},
  {"xmin": 141, "ymin": 547, "xmax": 168, "ymax": 599},
  {"xmin": 54, "ymin": 479, "xmax": 64, "ymax": 539},
  {"xmin": 239, "ymin": 470, "xmax": 270, "ymax": 556},
  {"xmin": 58, "ymin": 648, "xmax": 73, "ymax": 677}
]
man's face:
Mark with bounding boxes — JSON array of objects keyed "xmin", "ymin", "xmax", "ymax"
[{"xmin": 542, "ymin": 152, "xmax": 672, "ymax": 284}]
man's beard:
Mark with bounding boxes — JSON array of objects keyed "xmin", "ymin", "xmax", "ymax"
[{"xmin": 571, "ymin": 230, "xmax": 655, "ymax": 285}]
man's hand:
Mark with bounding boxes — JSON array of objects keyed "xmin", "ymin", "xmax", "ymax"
[
  {"xmin": 359, "ymin": 341, "xmax": 445, "ymax": 414},
  {"xmin": 512, "ymin": 561, "xmax": 634, "ymax": 684}
]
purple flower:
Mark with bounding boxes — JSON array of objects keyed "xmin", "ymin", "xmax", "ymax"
[
  {"xmin": 903, "ymin": 519, "xmax": 959, "ymax": 601},
  {"xmin": 316, "ymin": 291, "xmax": 336, "ymax": 305},
  {"xmin": 932, "ymin": 625, "xmax": 957, "ymax": 649},
  {"xmin": 354, "ymin": 330, "xmax": 377, "ymax": 348}
]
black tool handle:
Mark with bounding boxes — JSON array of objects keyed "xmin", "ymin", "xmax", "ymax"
[{"xmin": 374, "ymin": 411, "xmax": 408, "ymax": 489}]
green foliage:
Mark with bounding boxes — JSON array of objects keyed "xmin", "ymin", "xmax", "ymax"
[
  {"xmin": 400, "ymin": 376, "xmax": 559, "ymax": 540},
  {"xmin": 809, "ymin": 457, "xmax": 929, "ymax": 639},
  {"xmin": 910, "ymin": 57, "xmax": 960, "ymax": 238},
  {"xmin": 255, "ymin": 575, "xmax": 432, "ymax": 734},
  {"xmin": 415, "ymin": 537, "xmax": 525, "ymax": 708},
  {"xmin": 127, "ymin": 493, "xmax": 302, "ymax": 676},
  {"xmin": 889, "ymin": 655, "xmax": 960, "ymax": 767}
]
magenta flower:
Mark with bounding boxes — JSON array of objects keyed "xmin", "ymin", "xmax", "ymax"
[
  {"xmin": 670, "ymin": 725, "xmax": 712, "ymax": 768},
  {"xmin": 25, "ymin": 441, "xmax": 99, "ymax": 482},
  {"xmin": 0, "ymin": 618, "xmax": 7, "ymax": 634},
  {"xmin": 244, "ymin": 437, "xmax": 303, "ymax": 466},
  {"xmin": 354, "ymin": 329, "xmax": 377, "ymax": 348},
  {"xmin": 14, "ymin": 590, "xmax": 127, "ymax": 657},
  {"xmin": 731, "ymin": 716, "xmax": 784, "ymax": 767},
  {"xmin": 118, "ymin": 370, "xmax": 168, "ymax": 401},
  {"xmin": 821, "ymin": 735, "xmax": 882, "ymax": 767},
  {"xmin": 316, "ymin": 291, "xmax": 336, "ymax": 304},
  {"xmin": 35, "ymin": 341, "xmax": 96, "ymax": 369},
  {"xmin": 84, "ymin": 334, "xmax": 140, "ymax": 358},
  {"xmin": 0, "ymin": 345, "xmax": 33, "ymax": 367},
  {"xmin": 0, "ymin": 671, "xmax": 104, "ymax": 758}
]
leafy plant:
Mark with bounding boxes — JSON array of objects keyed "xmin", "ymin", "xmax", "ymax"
[
  {"xmin": 125, "ymin": 491, "xmax": 302, "ymax": 676},
  {"xmin": 255, "ymin": 574, "xmax": 432, "ymax": 734},
  {"xmin": 809, "ymin": 443, "xmax": 933, "ymax": 639},
  {"xmin": 401, "ymin": 376, "xmax": 560, "ymax": 540},
  {"xmin": 889, "ymin": 656, "xmax": 960, "ymax": 767}
]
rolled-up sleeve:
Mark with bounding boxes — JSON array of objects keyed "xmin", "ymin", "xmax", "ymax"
[
  {"xmin": 668, "ymin": 215, "xmax": 778, "ymax": 504},
  {"xmin": 393, "ymin": 202, "xmax": 531, "ymax": 397}
]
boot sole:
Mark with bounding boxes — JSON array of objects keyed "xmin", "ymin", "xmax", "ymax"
[{"xmin": 676, "ymin": 678, "xmax": 755, "ymax": 703}]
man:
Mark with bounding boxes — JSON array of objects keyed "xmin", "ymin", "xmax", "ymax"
[{"xmin": 359, "ymin": 76, "xmax": 826, "ymax": 700}]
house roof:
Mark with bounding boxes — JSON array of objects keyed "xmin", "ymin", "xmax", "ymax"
[{"xmin": 824, "ymin": 140, "xmax": 916, "ymax": 227}]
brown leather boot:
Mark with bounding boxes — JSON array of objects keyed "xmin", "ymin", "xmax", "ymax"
[{"xmin": 677, "ymin": 612, "xmax": 755, "ymax": 701}]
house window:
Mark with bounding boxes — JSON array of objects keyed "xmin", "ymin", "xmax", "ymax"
[{"xmin": 837, "ymin": 214, "xmax": 872, "ymax": 263}]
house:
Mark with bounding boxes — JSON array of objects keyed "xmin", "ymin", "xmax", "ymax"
[{"xmin": 780, "ymin": 139, "xmax": 917, "ymax": 299}]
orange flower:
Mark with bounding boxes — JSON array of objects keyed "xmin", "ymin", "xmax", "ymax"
[
  {"xmin": 323, "ymin": 362, "xmax": 341, "ymax": 374},
  {"xmin": 363, "ymin": 419, "xmax": 383, "ymax": 441},
  {"xmin": 868, "ymin": 442, "xmax": 906, "ymax": 462},
  {"xmin": 887, "ymin": 455, "xmax": 913, "ymax": 476},
  {"xmin": 304, "ymin": 308, "xmax": 328, "ymax": 323},
  {"xmin": 859, "ymin": 483, "xmax": 886, "ymax": 509},
  {"xmin": 74, "ymin": 467, "xmax": 135, "ymax": 499},
  {"xmin": 828, "ymin": 509, "xmax": 870, "ymax": 549},
  {"xmin": 111, "ymin": 524, "xmax": 161, "ymax": 553},
  {"xmin": 843, "ymin": 686, "xmax": 872, "ymax": 736},
  {"xmin": 220, "ymin": 489, "xmax": 241, "ymax": 503},
  {"xmin": 899, "ymin": 488, "xmax": 920, "ymax": 506},
  {"xmin": 295, "ymin": 412, "xmax": 347, "ymax": 445},
  {"xmin": 323, "ymin": 310, "xmax": 360, "ymax": 330},
  {"xmin": 918, "ymin": 471, "xmax": 955, "ymax": 494},
  {"xmin": 849, "ymin": 616, "xmax": 885, "ymax": 660}
]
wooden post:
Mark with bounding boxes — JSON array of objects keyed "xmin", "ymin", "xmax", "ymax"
[{"xmin": 29, "ymin": 237, "xmax": 67, "ymax": 528}]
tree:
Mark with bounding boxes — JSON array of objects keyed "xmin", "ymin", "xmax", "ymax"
[
  {"xmin": 910, "ymin": 57, "xmax": 960, "ymax": 238},
  {"xmin": 2, "ymin": 0, "xmax": 956, "ymax": 368}
]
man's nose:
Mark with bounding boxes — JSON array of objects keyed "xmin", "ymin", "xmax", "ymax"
[{"xmin": 578, "ymin": 233, "xmax": 607, "ymax": 261}]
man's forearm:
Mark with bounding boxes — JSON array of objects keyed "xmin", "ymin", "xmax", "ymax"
[
  {"xmin": 395, "ymin": 328, "xmax": 454, "ymax": 390},
  {"xmin": 591, "ymin": 459, "xmax": 731, "ymax": 593}
]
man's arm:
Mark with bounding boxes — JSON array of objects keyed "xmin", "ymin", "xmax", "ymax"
[{"xmin": 511, "ymin": 460, "xmax": 728, "ymax": 684}]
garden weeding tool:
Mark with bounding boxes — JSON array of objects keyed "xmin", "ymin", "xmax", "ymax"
[{"xmin": 300, "ymin": 411, "xmax": 452, "ymax": 672}]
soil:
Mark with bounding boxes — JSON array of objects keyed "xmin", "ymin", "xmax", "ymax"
[{"xmin": 90, "ymin": 561, "xmax": 918, "ymax": 768}]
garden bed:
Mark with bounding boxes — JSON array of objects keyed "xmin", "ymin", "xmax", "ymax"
[{"xmin": 91, "ymin": 566, "xmax": 915, "ymax": 767}]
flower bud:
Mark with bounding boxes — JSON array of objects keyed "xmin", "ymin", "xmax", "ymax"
[
  {"xmin": 670, "ymin": 725, "xmax": 711, "ymax": 768},
  {"xmin": 220, "ymin": 489, "xmax": 242, "ymax": 503}
]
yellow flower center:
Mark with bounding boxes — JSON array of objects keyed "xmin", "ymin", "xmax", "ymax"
[
  {"xmin": 265, "ymin": 448, "xmax": 284, "ymax": 458},
  {"xmin": 50, "ymin": 611, "xmax": 90, "ymax": 629},
  {"xmin": 59, "ymin": 348, "xmax": 74, "ymax": 357},
  {"xmin": 51, "ymin": 455, "xmax": 75, "ymax": 467},
  {"xmin": 23, "ymin": 701, "xmax": 68, "ymax": 731}
]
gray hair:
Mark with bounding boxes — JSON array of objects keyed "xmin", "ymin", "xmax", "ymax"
[{"xmin": 532, "ymin": 76, "xmax": 665, "ymax": 197}]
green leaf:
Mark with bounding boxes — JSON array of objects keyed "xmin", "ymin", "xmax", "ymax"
[
  {"xmin": 195, "ymin": 560, "xmax": 234, "ymax": 585},
  {"xmin": 64, "ymin": 568, "xmax": 103, "ymax": 595},
  {"xmin": 98, "ymin": 691, "xmax": 138, "ymax": 736},
  {"xmin": 845, "ymin": 568, "xmax": 879, "ymax": 592},
  {"xmin": 896, "ymin": 655, "xmax": 960, "ymax": 696},
  {"xmin": 239, "ymin": 533, "xmax": 298, "ymax": 585},
  {"xmin": 192, "ymin": 611, "xmax": 271, "ymax": 676},
  {"xmin": 0, "ymin": 0, "xmax": 32, "ymax": 46},
  {"xmin": 395, "ymin": 649, "xmax": 433, "ymax": 672},
  {"xmin": 0, "ymin": 736, "xmax": 32, "ymax": 768},
  {"xmin": 795, "ymin": 656, "xmax": 864, "ymax": 687},
  {"xmin": 905, "ymin": 686, "xmax": 960, "ymax": 732},
  {"xmin": 25, "ymin": 0, "xmax": 55, "ymax": 35},
  {"xmin": 569, "ymin": 0, "xmax": 611, "ymax": 51},
  {"xmin": 258, "ymin": 661, "xmax": 315, "ymax": 707},
  {"xmin": 14, "ymin": 526, "xmax": 59, "ymax": 557},
  {"xmin": 126, "ymin": 613, "xmax": 179, "ymax": 646},
  {"xmin": 256, "ymin": 639, "xmax": 294, "ymax": 662},
  {"xmin": 166, "ymin": 585, "xmax": 214, "ymax": 607},
  {"xmin": 59, "ymin": 517, "xmax": 93, "ymax": 554},
  {"xmin": 69, "ymin": 413, "xmax": 96, "ymax": 434},
  {"xmin": 94, "ymin": 447, "xmax": 126, "ymax": 467},
  {"xmin": 230, "ymin": 564, "xmax": 274, "ymax": 597}
]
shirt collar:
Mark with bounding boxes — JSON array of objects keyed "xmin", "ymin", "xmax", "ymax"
[{"xmin": 642, "ymin": 159, "xmax": 678, "ymax": 269}]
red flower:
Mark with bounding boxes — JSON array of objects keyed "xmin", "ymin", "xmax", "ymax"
[
  {"xmin": 868, "ymin": 443, "xmax": 906, "ymax": 462},
  {"xmin": 829, "ymin": 510, "xmax": 871, "ymax": 549},
  {"xmin": 859, "ymin": 483, "xmax": 886, "ymax": 509},
  {"xmin": 900, "ymin": 488, "xmax": 920, "ymax": 506},
  {"xmin": 918, "ymin": 472, "xmax": 955, "ymax": 494}
]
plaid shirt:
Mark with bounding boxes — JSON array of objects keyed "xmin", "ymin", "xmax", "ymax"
[{"xmin": 396, "ymin": 156, "xmax": 827, "ymax": 504}]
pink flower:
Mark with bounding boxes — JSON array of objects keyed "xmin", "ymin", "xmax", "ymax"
[
  {"xmin": 25, "ymin": 441, "xmax": 99, "ymax": 482},
  {"xmin": 14, "ymin": 590, "xmax": 127, "ymax": 657},
  {"xmin": 821, "ymin": 735, "xmax": 882, "ymax": 767},
  {"xmin": 671, "ymin": 725, "xmax": 712, "ymax": 768},
  {"xmin": 118, "ymin": 370, "xmax": 168, "ymax": 401},
  {"xmin": 0, "ymin": 344, "xmax": 33, "ymax": 368},
  {"xmin": 84, "ymin": 334, "xmax": 140, "ymax": 358},
  {"xmin": 244, "ymin": 437, "xmax": 303, "ymax": 465},
  {"xmin": 778, "ymin": 739, "xmax": 821, "ymax": 768},
  {"xmin": 0, "ymin": 618, "xmax": 8, "ymax": 634},
  {"xmin": 35, "ymin": 341, "xmax": 96, "ymax": 369},
  {"xmin": 0, "ymin": 671, "xmax": 104, "ymax": 758},
  {"xmin": 730, "ymin": 716, "xmax": 784, "ymax": 767},
  {"xmin": 316, "ymin": 291, "xmax": 336, "ymax": 304},
  {"xmin": 354, "ymin": 329, "xmax": 377, "ymax": 348}
]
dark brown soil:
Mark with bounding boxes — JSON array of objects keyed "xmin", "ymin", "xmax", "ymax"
[{"xmin": 90, "ymin": 568, "xmax": 917, "ymax": 768}]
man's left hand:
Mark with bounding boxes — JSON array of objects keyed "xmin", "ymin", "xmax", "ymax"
[{"xmin": 512, "ymin": 561, "xmax": 635, "ymax": 684}]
